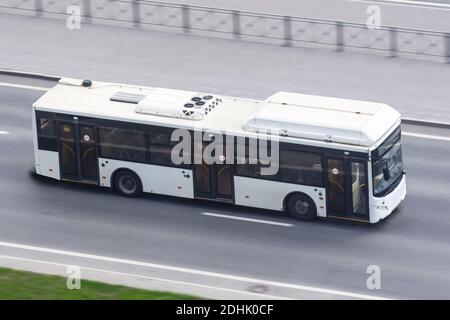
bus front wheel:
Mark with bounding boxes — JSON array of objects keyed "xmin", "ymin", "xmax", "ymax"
[
  {"xmin": 113, "ymin": 170, "xmax": 143, "ymax": 197},
  {"xmin": 286, "ymin": 193, "xmax": 317, "ymax": 221}
]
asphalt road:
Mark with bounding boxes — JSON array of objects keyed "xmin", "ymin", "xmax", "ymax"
[{"xmin": 0, "ymin": 75, "xmax": 450, "ymax": 299}]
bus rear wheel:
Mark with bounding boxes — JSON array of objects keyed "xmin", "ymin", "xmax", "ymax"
[
  {"xmin": 113, "ymin": 170, "xmax": 143, "ymax": 197},
  {"xmin": 286, "ymin": 193, "xmax": 317, "ymax": 221}
]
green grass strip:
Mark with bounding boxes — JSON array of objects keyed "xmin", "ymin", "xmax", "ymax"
[{"xmin": 0, "ymin": 267, "xmax": 200, "ymax": 300}]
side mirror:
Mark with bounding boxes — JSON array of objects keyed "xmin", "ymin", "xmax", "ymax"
[{"xmin": 383, "ymin": 167, "xmax": 391, "ymax": 181}]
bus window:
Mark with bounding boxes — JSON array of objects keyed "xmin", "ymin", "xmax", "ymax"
[
  {"xmin": 98, "ymin": 127, "xmax": 146, "ymax": 163},
  {"xmin": 149, "ymin": 144, "xmax": 172, "ymax": 166},
  {"xmin": 280, "ymin": 150, "xmax": 323, "ymax": 186},
  {"xmin": 234, "ymin": 138, "xmax": 278, "ymax": 180},
  {"xmin": 148, "ymin": 129, "xmax": 190, "ymax": 167},
  {"xmin": 149, "ymin": 131, "xmax": 170, "ymax": 145},
  {"xmin": 39, "ymin": 118, "xmax": 56, "ymax": 136},
  {"xmin": 235, "ymin": 139, "xmax": 260, "ymax": 178},
  {"xmin": 36, "ymin": 114, "xmax": 58, "ymax": 151}
]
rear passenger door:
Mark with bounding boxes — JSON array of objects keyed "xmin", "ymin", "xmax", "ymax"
[
  {"xmin": 193, "ymin": 138, "xmax": 234, "ymax": 202},
  {"xmin": 58, "ymin": 122, "xmax": 78, "ymax": 179},
  {"xmin": 58, "ymin": 120, "xmax": 99, "ymax": 183}
]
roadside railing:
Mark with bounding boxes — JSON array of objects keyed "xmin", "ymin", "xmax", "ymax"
[{"xmin": 2, "ymin": 0, "xmax": 450, "ymax": 63}]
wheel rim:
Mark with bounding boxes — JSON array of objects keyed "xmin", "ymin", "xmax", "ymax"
[
  {"xmin": 294, "ymin": 199, "xmax": 309, "ymax": 215},
  {"xmin": 118, "ymin": 175, "xmax": 137, "ymax": 194}
]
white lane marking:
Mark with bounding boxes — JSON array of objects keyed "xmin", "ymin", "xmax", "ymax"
[
  {"xmin": 0, "ymin": 131, "xmax": 11, "ymax": 135},
  {"xmin": 0, "ymin": 254, "xmax": 291, "ymax": 299},
  {"xmin": 349, "ymin": 0, "xmax": 450, "ymax": 10},
  {"xmin": 0, "ymin": 82, "xmax": 49, "ymax": 91},
  {"xmin": 0, "ymin": 240, "xmax": 390, "ymax": 300},
  {"xmin": 201, "ymin": 212, "xmax": 294, "ymax": 227},
  {"xmin": 402, "ymin": 131, "xmax": 450, "ymax": 142}
]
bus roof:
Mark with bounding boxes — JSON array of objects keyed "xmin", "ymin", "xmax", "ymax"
[
  {"xmin": 244, "ymin": 92, "xmax": 401, "ymax": 147},
  {"xmin": 34, "ymin": 78, "xmax": 401, "ymax": 148}
]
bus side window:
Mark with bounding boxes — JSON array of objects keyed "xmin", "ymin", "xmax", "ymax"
[
  {"xmin": 148, "ymin": 129, "xmax": 190, "ymax": 168},
  {"xmin": 279, "ymin": 150, "xmax": 323, "ymax": 186},
  {"xmin": 234, "ymin": 139, "xmax": 275, "ymax": 179},
  {"xmin": 98, "ymin": 127, "xmax": 146, "ymax": 163},
  {"xmin": 36, "ymin": 115, "xmax": 57, "ymax": 151},
  {"xmin": 39, "ymin": 118, "xmax": 56, "ymax": 136}
]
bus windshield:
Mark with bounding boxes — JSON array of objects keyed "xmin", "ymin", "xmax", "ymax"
[{"xmin": 372, "ymin": 126, "xmax": 404, "ymax": 196}]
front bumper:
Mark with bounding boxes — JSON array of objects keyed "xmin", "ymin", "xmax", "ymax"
[{"xmin": 370, "ymin": 174, "xmax": 407, "ymax": 223}]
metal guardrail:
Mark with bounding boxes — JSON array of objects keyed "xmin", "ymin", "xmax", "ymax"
[{"xmin": 2, "ymin": 0, "xmax": 450, "ymax": 63}]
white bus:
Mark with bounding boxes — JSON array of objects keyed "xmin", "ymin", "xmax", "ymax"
[{"xmin": 32, "ymin": 78, "xmax": 406, "ymax": 223}]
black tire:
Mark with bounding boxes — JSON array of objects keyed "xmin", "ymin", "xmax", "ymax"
[
  {"xmin": 286, "ymin": 193, "xmax": 317, "ymax": 221},
  {"xmin": 113, "ymin": 170, "xmax": 143, "ymax": 197}
]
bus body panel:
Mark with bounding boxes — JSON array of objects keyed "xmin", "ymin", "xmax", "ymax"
[
  {"xmin": 98, "ymin": 158, "xmax": 194, "ymax": 199},
  {"xmin": 36, "ymin": 150, "xmax": 61, "ymax": 180},
  {"xmin": 370, "ymin": 175, "xmax": 406, "ymax": 223},
  {"xmin": 234, "ymin": 176, "xmax": 327, "ymax": 217}
]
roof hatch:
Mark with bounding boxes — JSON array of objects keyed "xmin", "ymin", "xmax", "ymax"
[{"xmin": 110, "ymin": 92, "xmax": 146, "ymax": 104}]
